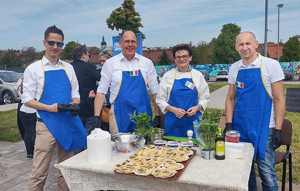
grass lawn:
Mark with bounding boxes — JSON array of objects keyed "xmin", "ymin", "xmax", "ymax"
[
  {"xmin": 208, "ymin": 82, "xmax": 227, "ymax": 92},
  {"xmin": 0, "ymin": 110, "xmax": 20, "ymax": 142}
]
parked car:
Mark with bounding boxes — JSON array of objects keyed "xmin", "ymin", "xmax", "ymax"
[
  {"xmin": 215, "ymin": 70, "xmax": 228, "ymax": 81},
  {"xmin": 199, "ymin": 70, "xmax": 209, "ymax": 81},
  {"xmin": 0, "ymin": 70, "xmax": 22, "ymax": 104}
]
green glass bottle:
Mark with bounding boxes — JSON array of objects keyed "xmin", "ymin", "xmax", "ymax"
[{"xmin": 215, "ymin": 127, "xmax": 225, "ymax": 160}]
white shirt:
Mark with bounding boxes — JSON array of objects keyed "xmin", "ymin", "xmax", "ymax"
[
  {"xmin": 21, "ymin": 56, "xmax": 80, "ymax": 113},
  {"xmin": 97, "ymin": 53, "xmax": 158, "ymax": 103},
  {"xmin": 228, "ymin": 54, "xmax": 284, "ymax": 128},
  {"xmin": 156, "ymin": 68, "xmax": 210, "ymax": 114}
]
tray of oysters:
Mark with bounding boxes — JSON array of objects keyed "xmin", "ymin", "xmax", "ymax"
[{"xmin": 114, "ymin": 145, "xmax": 195, "ymax": 179}]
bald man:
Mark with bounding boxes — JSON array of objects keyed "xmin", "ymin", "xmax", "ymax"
[
  {"xmin": 94, "ymin": 31, "xmax": 159, "ymax": 133},
  {"xmin": 224, "ymin": 31, "xmax": 285, "ymax": 190}
]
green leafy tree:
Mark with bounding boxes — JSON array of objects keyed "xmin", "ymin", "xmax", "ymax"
[
  {"xmin": 0, "ymin": 49, "xmax": 20, "ymax": 69},
  {"xmin": 192, "ymin": 41, "xmax": 213, "ymax": 64},
  {"xmin": 158, "ymin": 50, "xmax": 171, "ymax": 65},
  {"xmin": 281, "ymin": 36, "xmax": 300, "ymax": 62},
  {"xmin": 106, "ymin": 0, "xmax": 144, "ymax": 38},
  {"xmin": 212, "ymin": 23, "xmax": 241, "ymax": 64},
  {"xmin": 61, "ymin": 41, "xmax": 79, "ymax": 60}
]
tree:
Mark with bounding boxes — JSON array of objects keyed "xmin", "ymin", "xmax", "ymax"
[
  {"xmin": 192, "ymin": 41, "xmax": 213, "ymax": 64},
  {"xmin": 212, "ymin": 23, "xmax": 241, "ymax": 64},
  {"xmin": 281, "ymin": 36, "xmax": 300, "ymax": 62},
  {"xmin": 106, "ymin": 0, "xmax": 144, "ymax": 38},
  {"xmin": 0, "ymin": 49, "xmax": 20, "ymax": 69},
  {"xmin": 158, "ymin": 50, "xmax": 171, "ymax": 65},
  {"xmin": 61, "ymin": 41, "xmax": 79, "ymax": 60}
]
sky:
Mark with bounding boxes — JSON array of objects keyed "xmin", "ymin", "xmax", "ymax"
[{"xmin": 0, "ymin": 0, "xmax": 299, "ymax": 50}]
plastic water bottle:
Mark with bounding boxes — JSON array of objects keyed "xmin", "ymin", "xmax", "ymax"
[
  {"xmin": 192, "ymin": 119, "xmax": 200, "ymax": 139},
  {"xmin": 187, "ymin": 130, "xmax": 193, "ymax": 147}
]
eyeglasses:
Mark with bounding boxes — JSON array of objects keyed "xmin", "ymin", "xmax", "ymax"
[
  {"xmin": 47, "ymin": 41, "xmax": 64, "ymax": 48},
  {"xmin": 175, "ymin": 55, "xmax": 190, "ymax": 60}
]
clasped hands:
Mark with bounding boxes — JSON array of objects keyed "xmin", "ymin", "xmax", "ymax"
[{"xmin": 169, "ymin": 105, "xmax": 199, "ymax": 118}]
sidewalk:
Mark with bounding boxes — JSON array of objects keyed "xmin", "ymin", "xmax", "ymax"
[{"xmin": 0, "ymin": 141, "xmax": 57, "ymax": 191}]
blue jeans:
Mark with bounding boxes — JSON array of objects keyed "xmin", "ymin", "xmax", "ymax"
[{"xmin": 248, "ymin": 129, "xmax": 278, "ymax": 191}]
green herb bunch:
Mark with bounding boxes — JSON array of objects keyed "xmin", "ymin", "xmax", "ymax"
[{"xmin": 131, "ymin": 112, "xmax": 159, "ymax": 144}]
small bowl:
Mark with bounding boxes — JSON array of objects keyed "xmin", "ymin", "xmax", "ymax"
[
  {"xmin": 166, "ymin": 141, "xmax": 179, "ymax": 148},
  {"xmin": 112, "ymin": 133, "xmax": 145, "ymax": 152},
  {"xmin": 181, "ymin": 141, "xmax": 193, "ymax": 147},
  {"xmin": 153, "ymin": 139, "xmax": 167, "ymax": 146}
]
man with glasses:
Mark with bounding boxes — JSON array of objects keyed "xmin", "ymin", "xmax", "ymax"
[
  {"xmin": 156, "ymin": 44, "xmax": 210, "ymax": 137},
  {"xmin": 94, "ymin": 30, "xmax": 159, "ymax": 134},
  {"xmin": 71, "ymin": 45, "xmax": 101, "ymax": 133},
  {"xmin": 22, "ymin": 25, "xmax": 87, "ymax": 191}
]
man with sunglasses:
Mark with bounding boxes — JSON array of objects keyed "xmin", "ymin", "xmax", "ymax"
[{"xmin": 22, "ymin": 25, "xmax": 87, "ymax": 191}]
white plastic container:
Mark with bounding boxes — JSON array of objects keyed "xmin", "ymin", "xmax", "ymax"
[
  {"xmin": 225, "ymin": 142, "xmax": 244, "ymax": 159},
  {"xmin": 87, "ymin": 128, "xmax": 112, "ymax": 164}
]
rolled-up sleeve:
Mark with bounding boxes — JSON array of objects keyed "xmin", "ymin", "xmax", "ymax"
[
  {"xmin": 198, "ymin": 77, "xmax": 210, "ymax": 111},
  {"xmin": 147, "ymin": 61, "xmax": 159, "ymax": 95},
  {"xmin": 156, "ymin": 75, "xmax": 170, "ymax": 114},
  {"xmin": 70, "ymin": 67, "xmax": 80, "ymax": 99},
  {"xmin": 97, "ymin": 61, "xmax": 111, "ymax": 94},
  {"xmin": 22, "ymin": 66, "xmax": 36, "ymax": 103}
]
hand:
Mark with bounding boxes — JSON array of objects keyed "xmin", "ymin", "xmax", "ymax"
[
  {"xmin": 57, "ymin": 104, "xmax": 80, "ymax": 116},
  {"xmin": 47, "ymin": 103, "xmax": 58, "ymax": 112},
  {"xmin": 223, "ymin": 123, "xmax": 232, "ymax": 137},
  {"xmin": 169, "ymin": 106, "xmax": 186, "ymax": 118},
  {"xmin": 69, "ymin": 104, "xmax": 80, "ymax": 116},
  {"xmin": 186, "ymin": 106, "xmax": 199, "ymax": 116},
  {"xmin": 86, "ymin": 116, "xmax": 102, "ymax": 131},
  {"xmin": 88, "ymin": 90, "xmax": 96, "ymax": 98},
  {"xmin": 272, "ymin": 128, "xmax": 281, "ymax": 150}
]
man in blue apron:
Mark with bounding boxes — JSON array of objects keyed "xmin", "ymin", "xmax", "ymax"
[
  {"xmin": 94, "ymin": 31, "xmax": 159, "ymax": 134},
  {"xmin": 22, "ymin": 25, "xmax": 87, "ymax": 191},
  {"xmin": 156, "ymin": 44, "xmax": 210, "ymax": 137},
  {"xmin": 225, "ymin": 32, "xmax": 285, "ymax": 191}
]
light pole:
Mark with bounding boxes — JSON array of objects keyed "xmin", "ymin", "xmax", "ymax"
[
  {"xmin": 264, "ymin": 0, "xmax": 268, "ymax": 56},
  {"xmin": 277, "ymin": 3, "xmax": 284, "ymax": 61}
]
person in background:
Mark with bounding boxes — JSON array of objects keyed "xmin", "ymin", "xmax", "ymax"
[
  {"xmin": 71, "ymin": 45, "xmax": 101, "ymax": 133},
  {"xmin": 94, "ymin": 30, "xmax": 159, "ymax": 134},
  {"xmin": 16, "ymin": 76, "xmax": 37, "ymax": 159},
  {"xmin": 22, "ymin": 25, "xmax": 87, "ymax": 191},
  {"xmin": 224, "ymin": 31, "xmax": 285, "ymax": 191},
  {"xmin": 156, "ymin": 44, "xmax": 210, "ymax": 137}
]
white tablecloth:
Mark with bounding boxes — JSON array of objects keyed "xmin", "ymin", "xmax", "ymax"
[{"xmin": 56, "ymin": 143, "xmax": 254, "ymax": 191}]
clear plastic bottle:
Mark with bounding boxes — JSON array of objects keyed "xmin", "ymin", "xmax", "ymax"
[{"xmin": 187, "ymin": 130, "xmax": 193, "ymax": 147}]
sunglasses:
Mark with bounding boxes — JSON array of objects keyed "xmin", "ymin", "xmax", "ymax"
[{"xmin": 47, "ymin": 41, "xmax": 64, "ymax": 48}]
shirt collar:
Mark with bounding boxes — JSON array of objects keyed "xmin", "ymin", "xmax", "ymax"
[
  {"xmin": 120, "ymin": 53, "xmax": 140, "ymax": 62},
  {"xmin": 239, "ymin": 54, "xmax": 261, "ymax": 68},
  {"xmin": 42, "ymin": 56, "xmax": 63, "ymax": 66}
]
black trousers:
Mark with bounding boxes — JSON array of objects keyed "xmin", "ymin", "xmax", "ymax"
[{"xmin": 17, "ymin": 103, "xmax": 37, "ymax": 156}]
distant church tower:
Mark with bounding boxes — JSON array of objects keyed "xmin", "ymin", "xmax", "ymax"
[{"xmin": 100, "ymin": 36, "xmax": 107, "ymax": 51}]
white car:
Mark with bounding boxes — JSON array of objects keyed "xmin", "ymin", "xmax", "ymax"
[
  {"xmin": 216, "ymin": 70, "xmax": 228, "ymax": 81},
  {"xmin": 0, "ymin": 70, "xmax": 22, "ymax": 104}
]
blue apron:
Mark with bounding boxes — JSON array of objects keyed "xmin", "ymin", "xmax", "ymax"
[
  {"xmin": 232, "ymin": 67, "xmax": 272, "ymax": 160},
  {"xmin": 114, "ymin": 70, "xmax": 152, "ymax": 132},
  {"xmin": 38, "ymin": 69, "xmax": 87, "ymax": 152},
  {"xmin": 164, "ymin": 78, "xmax": 201, "ymax": 137}
]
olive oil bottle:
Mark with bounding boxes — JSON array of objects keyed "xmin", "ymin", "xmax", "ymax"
[{"xmin": 215, "ymin": 127, "xmax": 225, "ymax": 160}]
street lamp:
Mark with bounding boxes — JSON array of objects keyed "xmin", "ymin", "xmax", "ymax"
[
  {"xmin": 277, "ymin": 3, "xmax": 284, "ymax": 61},
  {"xmin": 264, "ymin": 0, "xmax": 269, "ymax": 56}
]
